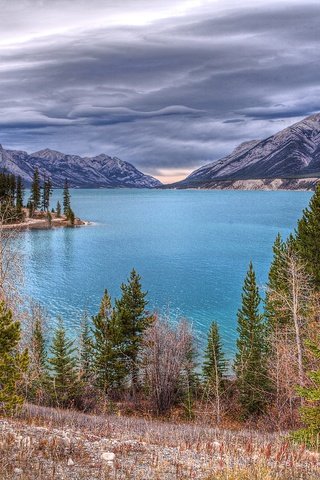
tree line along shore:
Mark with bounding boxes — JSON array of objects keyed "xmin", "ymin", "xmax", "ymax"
[
  {"xmin": 0, "ymin": 169, "xmax": 85, "ymax": 228},
  {"xmin": 0, "ymin": 184, "xmax": 319, "ymax": 454}
]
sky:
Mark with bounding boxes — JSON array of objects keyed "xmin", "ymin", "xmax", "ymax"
[{"xmin": 1, "ymin": 0, "xmax": 320, "ymax": 183}]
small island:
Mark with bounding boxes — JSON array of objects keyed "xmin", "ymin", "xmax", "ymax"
[{"xmin": 0, "ymin": 169, "xmax": 87, "ymax": 230}]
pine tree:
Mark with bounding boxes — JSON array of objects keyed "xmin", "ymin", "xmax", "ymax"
[
  {"xmin": 203, "ymin": 321, "xmax": 227, "ymax": 394},
  {"xmin": 28, "ymin": 306, "xmax": 50, "ymax": 403},
  {"xmin": 0, "ymin": 301, "xmax": 29, "ymax": 413},
  {"xmin": 15, "ymin": 176, "xmax": 24, "ymax": 215},
  {"xmin": 56, "ymin": 200, "xmax": 61, "ymax": 218},
  {"xmin": 79, "ymin": 311, "xmax": 93, "ymax": 383},
  {"xmin": 265, "ymin": 233, "xmax": 290, "ymax": 329},
  {"xmin": 30, "ymin": 168, "xmax": 41, "ymax": 212},
  {"xmin": 41, "ymin": 177, "xmax": 53, "ymax": 211},
  {"xmin": 63, "ymin": 179, "xmax": 71, "ymax": 215},
  {"xmin": 294, "ymin": 338, "xmax": 320, "ymax": 447},
  {"xmin": 234, "ymin": 262, "xmax": 270, "ymax": 417},
  {"xmin": 48, "ymin": 318, "xmax": 79, "ymax": 407},
  {"xmin": 295, "ymin": 184, "xmax": 320, "ymax": 288},
  {"xmin": 92, "ymin": 290, "xmax": 126, "ymax": 394},
  {"xmin": 115, "ymin": 269, "xmax": 154, "ymax": 393}
]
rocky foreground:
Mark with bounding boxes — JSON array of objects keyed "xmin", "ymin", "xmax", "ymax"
[{"xmin": 0, "ymin": 405, "xmax": 319, "ymax": 480}]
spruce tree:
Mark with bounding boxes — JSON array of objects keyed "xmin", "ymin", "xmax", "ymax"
[
  {"xmin": 0, "ymin": 301, "xmax": 29, "ymax": 413},
  {"xmin": 49, "ymin": 318, "xmax": 79, "ymax": 407},
  {"xmin": 115, "ymin": 269, "xmax": 153, "ymax": 393},
  {"xmin": 234, "ymin": 262, "xmax": 270, "ymax": 417},
  {"xmin": 30, "ymin": 168, "xmax": 41, "ymax": 212},
  {"xmin": 41, "ymin": 177, "xmax": 53, "ymax": 211},
  {"xmin": 79, "ymin": 311, "xmax": 93, "ymax": 383},
  {"xmin": 56, "ymin": 200, "xmax": 61, "ymax": 218},
  {"xmin": 28, "ymin": 307, "xmax": 50, "ymax": 403},
  {"xmin": 63, "ymin": 179, "xmax": 71, "ymax": 215},
  {"xmin": 295, "ymin": 184, "xmax": 320, "ymax": 288},
  {"xmin": 294, "ymin": 338, "xmax": 320, "ymax": 447},
  {"xmin": 92, "ymin": 290, "xmax": 126, "ymax": 394},
  {"xmin": 15, "ymin": 176, "xmax": 24, "ymax": 216},
  {"xmin": 203, "ymin": 321, "xmax": 227, "ymax": 394},
  {"xmin": 265, "ymin": 233, "xmax": 290, "ymax": 329}
]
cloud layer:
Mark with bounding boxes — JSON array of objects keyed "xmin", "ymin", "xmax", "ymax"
[{"xmin": 1, "ymin": 0, "xmax": 320, "ymax": 182}]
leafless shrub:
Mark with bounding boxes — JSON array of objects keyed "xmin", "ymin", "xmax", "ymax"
[{"xmin": 141, "ymin": 316, "xmax": 195, "ymax": 415}]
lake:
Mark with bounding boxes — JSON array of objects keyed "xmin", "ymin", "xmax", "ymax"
[{"xmin": 21, "ymin": 189, "xmax": 311, "ymax": 354}]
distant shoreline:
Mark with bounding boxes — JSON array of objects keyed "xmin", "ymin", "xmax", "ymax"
[{"xmin": 1, "ymin": 210, "xmax": 88, "ymax": 231}]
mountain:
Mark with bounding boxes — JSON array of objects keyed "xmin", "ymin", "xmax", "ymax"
[
  {"xmin": 171, "ymin": 113, "xmax": 320, "ymax": 189},
  {"xmin": 0, "ymin": 145, "xmax": 161, "ymax": 188}
]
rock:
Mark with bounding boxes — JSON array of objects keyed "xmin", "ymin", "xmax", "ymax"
[
  {"xmin": 14, "ymin": 468, "xmax": 23, "ymax": 475},
  {"xmin": 101, "ymin": 451, "xmax": 115, "ymax": 464},
  {"xmin": 67, "ymin": 458, "xmax": 75, "ymax": 466}
]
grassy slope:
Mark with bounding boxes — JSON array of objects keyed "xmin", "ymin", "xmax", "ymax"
[{"xmin": 0, "ymin": 404, "xmax": 319, "ymax": 480}]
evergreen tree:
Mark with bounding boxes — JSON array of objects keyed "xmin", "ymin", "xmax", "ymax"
[
  {"xmin": 79, "ymin": 311, "xmax": 93, "ymax": 383},
  {"xmin": 203, "ymin": 321, "xmax": 227, "ymax": 394},
  {"xmin": 15, "ymin": 176, "xmax": 24, "ymax": 215},
  {"xmin": 265, "ymin": 233, "xmax": 290, "ymax": 329},
  {"xmin": 30, "ymin": 168, "xmax": 41, "ymax": 212},
  {"xmin": 63, "ymin": 179, "xmax": 71, "ymax": 215},
  {"xmin": 48, "ymin": 318, "xmax": 79, "ymax": 407},
  {"xmin": 56, "ymin": 200, "xmax": 61, "ymax": 218},
  {"xmin": 92, "ymin": 290, "xmax": 126, "ymax": 393},
  {"xmin": 294, "ymin": 338, "xmax": 320, "ymax": 447},
  {"xmin": 0, "ymin": 301, "xmax": 29, "ymax": 413},
  {"xmin": 115, "ymin": 269, "xmax": 153, "ymax": 393},
  {"xmin": 28, "ymin": 307, "xmax": 50, "ymax": 403},
  {"xmin": 234, "ymin": 262, "xmax": 270, "ymax": 417},
  {"xmin": 67, "ymin": 208, "xmax": 75, "ymax": 225},
  {"xmin": 41, "ymin": 177, "xmax": 53, "ymax": 211},
  {"xmin": 295, "ymin": 184, "xmax": 320, "ymax": 288}
]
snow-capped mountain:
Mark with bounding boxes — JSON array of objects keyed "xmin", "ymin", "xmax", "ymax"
[
  {"xmin": 0, "ymin": 146, "xmax": 161, "ymax": 188},
  {"xmin": 173, "ymin": 113, "xmax": 320, "ymax": 188}
]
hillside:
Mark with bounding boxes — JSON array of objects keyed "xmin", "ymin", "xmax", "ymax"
[
  {"xmin": 0, "ymin": 405, "xmax": 319, "ymax": 480},
  {"xmin": 170, "ymin": 113, "xmax": 320, "ymax": 190},
  {"xmin": 0, "ymin": 145, "xmax": 161, "ymax": 188}
]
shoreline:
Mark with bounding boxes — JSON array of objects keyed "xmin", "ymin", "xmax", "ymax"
[{"xmin": 0, "ymin": 216, "xmax": 89, "ymax": 231}]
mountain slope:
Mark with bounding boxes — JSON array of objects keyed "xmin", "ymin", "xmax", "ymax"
[
  {"xmin": 0, "ymin": 145, "xmax": 161, "ymax": 188},
  {"xmin": 173, "ymin": 113, "xmax": 320, "ymax": 188}
]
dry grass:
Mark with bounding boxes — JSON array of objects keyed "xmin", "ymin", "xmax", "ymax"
[{"xmin": 0, "ymin": 404, "xmax": 318, "ymax": 479}]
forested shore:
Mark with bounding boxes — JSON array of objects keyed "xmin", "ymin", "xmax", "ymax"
[{"xmin": 0, "ymin": 170, "xmax": 83, "ymax": 228}]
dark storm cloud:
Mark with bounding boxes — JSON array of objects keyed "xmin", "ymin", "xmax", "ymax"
[{"xmin": 1, "ymin": 0, "xmax": 320, "ymax": 180}]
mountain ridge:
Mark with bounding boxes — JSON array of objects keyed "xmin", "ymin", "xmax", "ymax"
[
  {"xmin": 169, "ymin": 113, "xmax": 320, "ymax": 189},
  {"xmin": 0, "ymin": 145, "xmax": 161, "ymax": 188}
]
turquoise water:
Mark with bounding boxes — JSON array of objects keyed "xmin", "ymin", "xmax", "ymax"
[{"xmin": 21, "ymin": 189, "xmax": 311, "ymax": 352}]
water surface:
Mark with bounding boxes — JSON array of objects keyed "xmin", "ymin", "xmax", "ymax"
[{"xmin": 21, "ymin": 189, "xmax": 311, "ymax": 352}]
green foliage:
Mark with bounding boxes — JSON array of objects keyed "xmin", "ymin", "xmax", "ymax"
[
  {"xmin": 295, "ymin": 184, "xmax": 320, "ymax": 288},
  {"xmin": 0, "ymin": 301, "xmax": 29, "ymax": 414},
  {"xmin": 63, "ymin": 179, "xmax": 71, "ymax": 215},
  {"xmin": 234, "ymin": 262, "xmax": 270, "ymax": 417},
  {"xmin": 203, "ymin": 321, "xmax": 227, "ymax": 394},
  {"xmin": 48, "ymin": 318, "xmax": 79, "ymax": 407},
  {"xmin": 30, "ymin": 168, "xmax": 41, "ymax": 212},
  {"xmin": 294, "ymin": 338, "xmax": 320, "ymax": 449},
  {"xmin": 56, "ymin": 200, "xmax": 61, "ymax": 218},
  {"xmin": 0, "ymin": 172, "xmax": 24, "ymax": 223},
  {"xmin": 79, "ymin": 311, "xmax": 93, "ymax": 383},
  {"xmin": 66, "ymin": 208, "xmax": 75, "ymax": 225},
  {"xmin": 115, "ymin": 269, "xmax": 154, "ymax": 392},
  {"xmin": 15, "ymin": 176, "xmax": 24, "ymax": 214},
  {"xmin": 265, "ymin": 233, "xmax": 290, "ymax": 329},
  {"xmin": 92, "ymin": 290, "xmax": 126, "ymax": 394},
  {"xmin": 28, "ymin": 307, "xmax": 50, "ymax": 403},
  {"xmin": 41, "ymin": 176, "xmax": 53, "ymax": 211}
]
